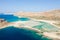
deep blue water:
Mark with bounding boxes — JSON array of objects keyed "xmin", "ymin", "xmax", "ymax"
[
  {"xmin": 0, "ymin": 26, "xmax": 42, "ymax": 40},
  {"xmin": 0, "ymin": 14, "xmax": 30, "ymax": 22},
  {"xmin": 0, "ymin": 26, "xmax": 51, "ymax": 40}
]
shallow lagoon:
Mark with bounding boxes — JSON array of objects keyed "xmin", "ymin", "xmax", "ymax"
[{"xmin": 33, "ymin": 21, "xmax": 60, "ymax": 32}]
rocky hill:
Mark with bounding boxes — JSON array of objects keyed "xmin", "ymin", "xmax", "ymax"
[{"xmin": 14, "ymin": 10, "xmax": 60, "ymax": 21}]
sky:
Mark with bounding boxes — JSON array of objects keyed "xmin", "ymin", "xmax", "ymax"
[{"xmin": 0, "ymin": 0, "xmax": 60, "ymax": 12}]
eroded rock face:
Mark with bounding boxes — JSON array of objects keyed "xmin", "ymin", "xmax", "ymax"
[
  {"xmin": 0, "ymin": 19, "xmax": 5, "ymax": 22},
  {"xmin": 0, "ymin": 19, "xmax": 9, "ymax": 28}
]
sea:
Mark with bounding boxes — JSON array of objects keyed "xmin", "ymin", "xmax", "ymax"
[{"xmin": 0, "ymin": 13, "xmax": 51, "ymax": 40}]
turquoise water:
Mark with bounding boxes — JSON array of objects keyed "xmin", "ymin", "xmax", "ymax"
[
  {"xmin": 0, "ymin": 14, "xmax": 30, "ymax": 22},
  {"xmin": 19, "ymin": 17, "xmax": 30, "ymax": 21},
  {"xmin": 0, "ymin": 26, "xmax": 51, "ymax": 40},
  {"xmin": 33, "ymin": 21, "xmax": 59, "ymax": 32}
]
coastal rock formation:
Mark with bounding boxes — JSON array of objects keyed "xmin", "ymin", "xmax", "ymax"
[{"xmin": 0, "ymin": 19, "xmax": 9, "ymax": 28}]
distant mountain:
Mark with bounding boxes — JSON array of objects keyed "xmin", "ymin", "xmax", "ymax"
[
  {"xmin": 47, "ymin": 10, "xmax": 60, "ymax": 16},
  {"xmin": 14, "ymin": 10, "xmax": 60, "ymax": 21}
]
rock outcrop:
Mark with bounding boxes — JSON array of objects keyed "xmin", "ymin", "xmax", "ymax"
[{"xmin": 0, "ymin": 19, "xmax": 9, "ymax": 28}]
